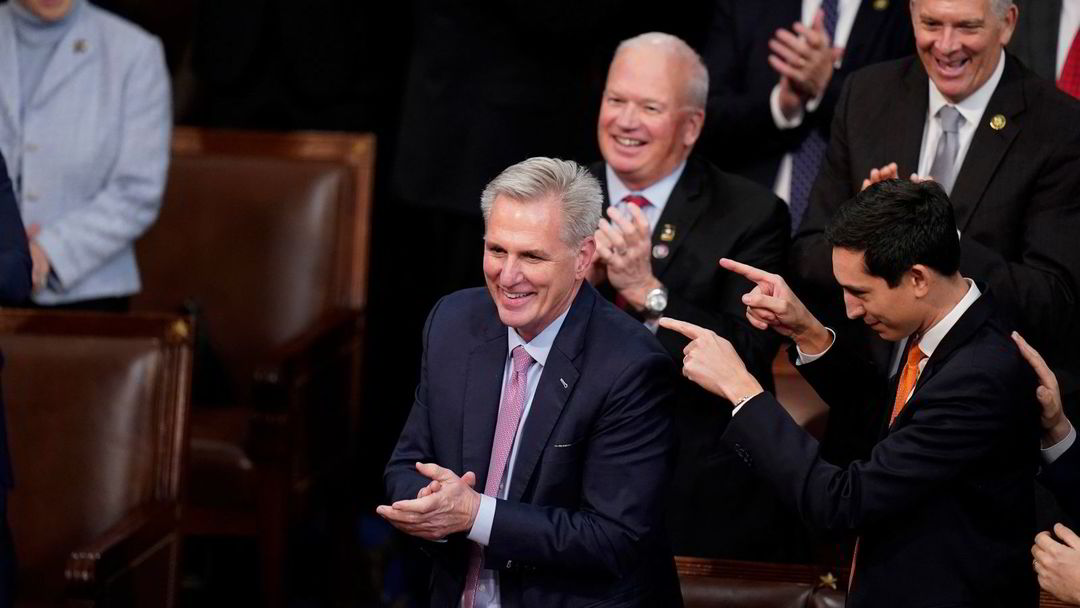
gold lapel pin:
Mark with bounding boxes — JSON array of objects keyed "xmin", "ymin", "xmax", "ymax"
[
  {"xmin": 74, "ymin": 39, "xmax": 87, "ymax": 53},
  {"xmin": 873, "ymin": 0, "xmax": 888, "ymax": 9},
  {"xmin": 990, "ymin": 114, "xmax": 1006, "ymax": 130},
  {"xmin": 660, "ymin": 224, "xmax": 676, "ymax": 242}
]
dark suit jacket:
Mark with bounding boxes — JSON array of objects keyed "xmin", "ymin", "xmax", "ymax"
[
  {"xmin": 0, "ymin": 152, "xmax": 31, "ymax": 490},
  {"xmin": 724, "ymin": 291, "xmax": 1040, "ymax": 607},
  {"xmin": 593, "ymin": 157, "xmax": 807, "ymax": 559},
  {"xmin": 699, "ymin": 0, "xmax": 913, "ymax": 188},
  {"xmin": 1042, "ymin": 441, "xmax": 1080, "ymax": 522},
  {"xmin": 384, "ymin": 282, "xmax": 682, "ymax": 607},
  {"xmin": 1010, "ymin": 0, "xmax": 1063, "ymax": 82},
  {"xmin": 790, "ymin": 54, "xmax": 1080, "ymax": 460}
]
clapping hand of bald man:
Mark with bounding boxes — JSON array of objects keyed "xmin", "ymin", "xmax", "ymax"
[
  {"xmin": 376, "ymin": 462, "xmax": 481, "ymax": 541},
  {"xmin": 770, "ymin": 9, "xmax": 845, "ymax": 120},
  {"xmin": 593, "ymin": 205, "xmax": 663, "ymax": 310}
]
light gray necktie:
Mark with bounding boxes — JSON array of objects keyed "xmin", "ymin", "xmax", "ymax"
[{"xmin": 929, "ymin": 105, "xmax": 964, "ymax": 194}]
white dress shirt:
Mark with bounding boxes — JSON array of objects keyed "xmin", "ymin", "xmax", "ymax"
[
  {"xmin": 463, "ymin": 305, "xmax": 571, "ymax": 608},
  {"xmin": 604, "ymin": 161, "xmax": 685, "ymax": 236},
  {"xmin": 1057, "ymin": 0, "xmax": 1080, "ymax": 79},
  {"xmin": 916, "ymin": 50, "xmax": 1006, "ymax": 184},
  {"xmin": 772, "ymin": 0, "xmax": 863, "ymax": 203}
]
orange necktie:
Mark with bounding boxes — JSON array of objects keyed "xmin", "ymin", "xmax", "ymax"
[{"xmin": 890, "ymin": 337, "xmax": 926, "ymax": 425}]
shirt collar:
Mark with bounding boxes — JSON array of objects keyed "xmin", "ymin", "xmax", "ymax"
[
  {"xmin": 604, "ymin": 160, "xmax": 687, "ymax": 213},
  {"xmin": 927, "ymin": 49, "xmax": 1006, "ymax": 127},
  {"xmin": 916, "ymin": 278, "xmax": 981, "ymax": 359},
  {"xmin": 506, "ymin": 301, "xmax": 572, "ymax": 368}
]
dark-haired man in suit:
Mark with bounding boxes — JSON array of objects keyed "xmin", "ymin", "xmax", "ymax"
[
  {"xmin": 663, "ymin": 179, "xmax": 1040, "ymax": 607},
  {"xmin": 589, "ymin": 32, "xmax": 802, "ymax": 560},
  {"xmin": 699, "ymin": 0, "xmax": 914, "ymax": 230},
  {"xmin": 790, "ymin": 0, "xmax": 1080, "ymax": 463}
]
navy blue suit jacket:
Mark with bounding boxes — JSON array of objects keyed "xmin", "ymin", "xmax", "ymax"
[
  {"xmin": 0, "ymin": 151, "xmax": 32, "ymax": 489},
  {"xmin": 1042, "ymin": 442, "xmax": 1080, "ymax": 522},
  {"xmin": 723, "ymin": 292, "xmax": 1040, "ymax": 607},
  {"xmin": 384, "ymin": 282, "xmax": 681, "ymax": 607}
]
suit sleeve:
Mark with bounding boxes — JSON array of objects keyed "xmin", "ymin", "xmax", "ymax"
[
  {"xmin": 483, "ymin": 352, "xmax": 675, "ymax": 577},
  {"xmin": 957, "ymin": 132, "xmax": 1080, "ymax": 360},
  {"xmin": 701, "ymin": 0, "xmax": 790, "ymax": 165},
  {"xmin": 35, "ymin": 36, "xmax": 171, "ymax": 290},
  {"xmin": 384, "ymin": 298, "xmax": 444, "ymax": 504},
  {"xmin": 724, "ymin": 352, "xmax": 1027, "ymax": 533},
  {"xmin": 658, "ymin": 196, "xmax": 790, "ymax": 387},
  {"xmin": 0, "ymin": 153, "xmax": 31, "ymax": 305},
  {"xmin": 1040, "ymin": 442, "xmax": 1080, "ymax": 522}
]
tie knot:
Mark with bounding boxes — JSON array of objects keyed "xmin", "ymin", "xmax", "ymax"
[
  {"xmin": 938, "ymin": 105, "xmax": 963, "ymax": 134},
  {"xmin": 622, "ymin": 194, "xmax": 651, "ymax": 208},
  {"xmin": 511, "ymin": 345, "xmax": 534, "ymax": 375},
  {"xmin": 905, "ymin": 338, "xmax": 926, "ymax": 368}
]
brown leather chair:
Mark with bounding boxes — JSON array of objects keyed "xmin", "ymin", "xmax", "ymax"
[
  {"xmin": 676, "ymin": 557, "xmax": 845, "ymax": 608},
  {"xmin": 132, "ymin": 127, "xmax": 375, "ymax": 607},
  {"xmin": 0, "ymin": 309, "xmax": 193, "ymax": 607}
]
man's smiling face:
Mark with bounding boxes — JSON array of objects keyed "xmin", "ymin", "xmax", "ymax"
[{"xmin": 912, "ymin": 0, "xmax": 1017, "ymax": 104}]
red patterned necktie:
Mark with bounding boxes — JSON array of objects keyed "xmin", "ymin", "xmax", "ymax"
[
  {"xmin": 1060, "ymin": 28, "xmax": 1080, "ymax": 99},
  {"xmin": 462, "ymin": 346, "xmax": 535, "ymax": 608}
]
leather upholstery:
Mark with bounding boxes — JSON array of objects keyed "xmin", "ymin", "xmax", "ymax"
[{"xmin": 0, "ymin": 310, "xmax": 191, "ymax": 606}]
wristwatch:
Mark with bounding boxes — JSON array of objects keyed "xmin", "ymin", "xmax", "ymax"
[{"xmin": 643, "ymin": 286, "xmax": 668, "ymax": 317}]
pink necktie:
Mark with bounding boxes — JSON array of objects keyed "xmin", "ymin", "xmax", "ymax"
[{"xmin": 462, "ymin": 346, "xmax": 535, "ymax": 608}]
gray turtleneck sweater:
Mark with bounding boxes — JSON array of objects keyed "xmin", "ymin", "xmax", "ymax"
[{"xmin": 10, "ymin": 0, "xmax": 83, "ymax": 122}]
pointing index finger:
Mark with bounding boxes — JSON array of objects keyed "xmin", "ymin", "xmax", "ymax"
[
  {"xmin": 719, "ymin": 258, "xmax": 773, "ymax": 284},
  {"xmin": 658, "ymin": 317, "xmax": 704, "ymax": 340}
]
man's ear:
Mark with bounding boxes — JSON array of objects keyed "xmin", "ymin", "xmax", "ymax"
[
  {"xmin": 575, "ymin": 236, "xmax": 596, "ymax": 278},
  {"xmin": 683, "ymin": 108, "xmax": 705, "ymax": 148},
  {"xmin": 908, "ymin": 264, "xmax": 932, "ymax": 297}
]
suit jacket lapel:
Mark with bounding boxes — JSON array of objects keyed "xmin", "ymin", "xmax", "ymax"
[
  {"xmin": 651, "ymin": 158, "xmax": 709, "ymax": 279},
  {"xmin": 0, "ymin": 11, "xmax": 21, "ymax": 141},
  {"xmin": 889, "ymin": 289, "xmax": 995, "ymax": 428},
  {"xmin": 506, "ymin": 282, "xmax": 592, "ymax": 503},
  {"xmin": 461, "ymin": 327, "xmax": 507, "ymax": 491},
  {"xmin": 885, "ymin": 59, "xmax": 929, "ymax": 178},
  {"xmin": 32, "ymin": 11, "xmax": 95, "ymax": 107},
  {"xmin": 949, "ymin": 57, "xmax": 1024, "ymax": 231}
]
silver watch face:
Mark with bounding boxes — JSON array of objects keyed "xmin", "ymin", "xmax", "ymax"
[{"xmin": 645, "ymin": 289, "xmax": 668, "ymax": 314}]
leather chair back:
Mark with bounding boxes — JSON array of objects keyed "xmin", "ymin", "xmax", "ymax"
[
  {"xmin": 1, "ymin": 310, "xmax": 192, "ymax": 605},
  {"xmin": 133, "ymin": 128, "xmax": 374, "ymax": 404}
]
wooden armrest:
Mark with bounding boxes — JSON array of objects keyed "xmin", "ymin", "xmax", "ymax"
[
  {"xmin": 248, "ymin": 308, "xmax": 365, "ymax": 463},
  {"xmin": 65, "ymin": 502, "xmax": 179, "ymax": 591}
]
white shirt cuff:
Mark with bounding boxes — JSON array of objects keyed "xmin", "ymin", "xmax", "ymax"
[
  {"xmin": 770, "ymin": 84, "xmax": 805, "ymax": 129},
  {"xmin": 795, "ymin": 327, "xmax": 836, "ymax": 365},
  {"xmin": 1042, "ymin": 422, "xmax": 1077, "ymax": 465},
  {"xmin": 466, "ymin": 494, "xmax": 497, "ymax": 546}
]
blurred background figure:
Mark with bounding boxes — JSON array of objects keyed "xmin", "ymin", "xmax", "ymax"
[
  {"xmin": 1010, "ymin": 0, "xmax": 1080, "ymax": 98},
  {"xmin": 0, "ymin": 152, "xmax": 31, "ymax": 608},
  {"xmin": 699, "ymin": 0, "xmax": 913, "ymax": 231},
  {"xmin": 0, "ymin": 0, "xmax": 170, "ymax": 312}
]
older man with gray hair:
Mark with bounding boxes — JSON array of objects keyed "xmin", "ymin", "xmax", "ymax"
[
  {"xmin": 589, "ymin": 32, "xmax": 799, "ymax": 560},
  {"xmin": 380, "ymin": 157, "xmax": 683, "ymax": 607}
]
